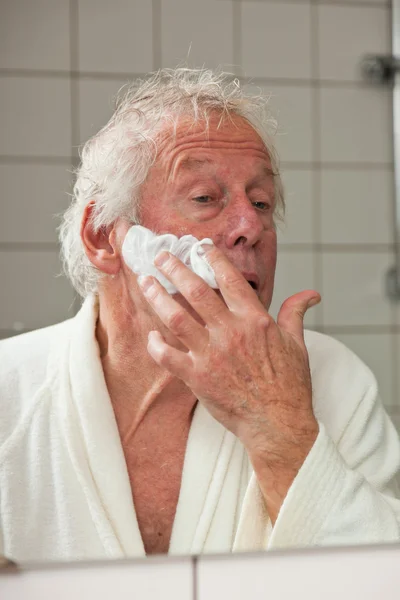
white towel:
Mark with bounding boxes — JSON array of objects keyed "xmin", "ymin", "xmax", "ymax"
[{"xmin": 122, "ymin": 224, "xmax": 218, "ymax": 294}]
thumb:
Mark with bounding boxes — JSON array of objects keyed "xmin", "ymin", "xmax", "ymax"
[{"xmin": 277, "ymin": 290, "xmax": 321, "ymax": 343}]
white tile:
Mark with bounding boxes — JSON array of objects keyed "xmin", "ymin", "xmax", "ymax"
[
  {"xmin": 0, "ymin": 78, "xmax": 71, "ymax": 157},
  {"xmin": 269, "ymin": 251, "xmax": 318, "ymax": 327},
  {"xmin": 332, "ymin": 333, "xmax": 394, "ymax": 407},
  {"xmin": 320, "ymin": 169, "xmax": 393, "ymax": 244},
  {"xmin": 320, "ymin": 87, "xmax": 392, "ymax": 164},
  {"xmin": 241, "ymin": 2, "xmax": 312, "ymax": 79},
  {"xmin": 0, "ymin": 164, "xmax": 73, "ymax": 244},
  {"xmin": 78, "ymin": 0, "xmax": 153, "ymax": 73},
  {"xmin": 0, "ymin": 0, "xmax": 70, "ymax": 70},
  {"xmin": 78, "ymin": 78, "xmax": 130, "ymax": 146},
  {"xmin": 161, "ymin": 0, "xmax": 233, "ymax": 69},
  {"xmin": 278, "ymin": 169, "xmax": 314, "ymax": 244},
  {"xmin": 321, "ymin": 252, "xmax": 392, "ymax": 326},
  {"xmin": 319, "ymin": 0, "xmax": 388, "ymax": 5},
  {"xmin": 0, "ymin": 556, "xmax": 194, "ymax": 600},
  {"xmin": 259, "ymin": 85, "xmax": 314, "ymax": 163},
  {"xmin": 198, "ymin": 548, "xmax": 400, "ymax": 600},
  {"xmin": 318, "ymin": 6, "xmax": 390, "ymax": 82},
  {"xmin": 0, "ymin": 252, "xmax": 76, "ymax": 330}
]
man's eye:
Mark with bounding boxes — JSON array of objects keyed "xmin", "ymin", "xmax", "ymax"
[
  {"xmin": 193, "ymin": 195, "xmax": 212, "ymax": 203},
  {"xmin": 253, "ymin": 201, "xmax": 271, "ymax": 211}
]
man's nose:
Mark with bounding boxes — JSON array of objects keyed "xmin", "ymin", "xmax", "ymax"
[{"xmin": 224, "ymin": 195, "xmax": 265, "ymax": 249}]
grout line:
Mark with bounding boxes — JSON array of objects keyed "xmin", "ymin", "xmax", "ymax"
[
  {"xmin": 66, "ymin": 0, "xmax": 81, "ymax": 319},
  {"xmin": 280, "ymin": 161, "xmax": 394, "ymax": 170},
  {"xmin": 244, "ymin": 77, "xmax": 391, "ymax": 89},
  {"xmin": 0, "ymin": 155, "xmax": 75, "ymax": 165},
  {"xmin": 0, "ymin": 68, "xmax": 151, "ymax": 80},
  {"xmin": 232, "ymin": 0, "xmax": 243, "ymax": 77},
  {"xmin": 310, "ymin": 0, "xmax": 320, "ymax": 83},
  {"xmin": 229, "ymin": 0, "xmax": 312, "ymax": 2},
  {"xmin": 389, "ymin": 0, "xmax": 397, "ymax": 411},
  {"xmin": 317, "ymin": 0, "xmax": 390, "ymax": 7},
  {"xmin": 310, "ymin": 0, "xmax": 324, "ymax": 325},
  {"xmin": 192, "ymin": 556, "xmax": 198, "ymax": 600},
  {"xmin": 68, "ymin": 0, "xmax": 88, "ymax": 318},
  {"xmin": 0, "ymin": 68, "xmax": 392, "ymax": 90},
  {"xmin": 313, "ymin": 325, "xmax": 400, "ymax": 334},
  {"xmin": 0, "ymin": 68, "xmax": 71, "ymax": 78},
  {"xmin": 69, "ymin": 0, "xmax": 78, "ymax": 72},
  {"xmin": 1, "ymin": 242, "xmax": 394, "ymax": 253},
  {"xmin": 69, "ymin": 0, "xmax": 81, "ymax": 156},
  {"xmin": 226, "ymin": 0, "xmax": 389, "ymax": 6},
  {"xmin": 152, "ymin": 0, "xmax": 162, "ymax": 70},
  {"xmin": 0, "ymin": 157, "xmax": 393, "ymax": 169},
  {"xmin": 0, "ymin": 243, "xmax": 60, "ymax": 252},
  {"xmin": 278, "ymin": 243, "xmax": 395, "ymax": 252},
  {"xmin": 68, "ymin": 0, "xmax": 81, "ymax": 319}
]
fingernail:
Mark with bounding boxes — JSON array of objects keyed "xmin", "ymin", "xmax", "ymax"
[
  {"xmin": 138, "ymin": 275, "xmax": 154, "ymax": 293},
  {"xmin": 197, "ymin": 243, "xmax": 213, "ymax": 257},
  {"xmin": 154, "ymin": 251, "xmax": 170, "ymax": 268}
]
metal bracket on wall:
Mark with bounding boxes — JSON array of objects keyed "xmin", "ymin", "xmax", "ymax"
[
  {"xmin": 361, "ymin": 54, "xmax": 400, "ymax": 84},
  {"xmin": 361, "ymin": 0, "xmax": 400, "ymax": 300}
]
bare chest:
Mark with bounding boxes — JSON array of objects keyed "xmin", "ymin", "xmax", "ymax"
[{"xmin": 124, "ymin": 443, "xmax": 187, "ymax": 555}]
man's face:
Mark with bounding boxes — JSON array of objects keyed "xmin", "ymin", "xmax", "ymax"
[{"xmin": 129, "ymin": 113, "xmax": 277, "ymax": 310}]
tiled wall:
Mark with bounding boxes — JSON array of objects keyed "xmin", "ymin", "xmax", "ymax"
[{"xmin": 1, "ymin": 0, "xmax": 399, "ymax": 426}]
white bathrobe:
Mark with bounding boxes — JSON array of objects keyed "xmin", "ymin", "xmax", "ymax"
[{"xmin": 1, "ymin": 295, "xmax": 400, "ymax": 562}]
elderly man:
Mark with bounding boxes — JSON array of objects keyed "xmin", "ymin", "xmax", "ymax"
[{"xmin": 1, "ymin": 68, "xmax": 400, "ymax": 562}]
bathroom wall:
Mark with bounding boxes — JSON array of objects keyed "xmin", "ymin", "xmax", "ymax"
[{"xmin": 1, "ymin": 0, "xmax": 398, "ymax": 428}]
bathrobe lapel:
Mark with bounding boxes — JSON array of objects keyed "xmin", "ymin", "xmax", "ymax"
[
  {"xmin": 169, "ymin": 402, "xmax": 240, "ymax": 554},
  {"xmin": 55, "ymin": 295, "xmax": 146, "ymax": 557}
]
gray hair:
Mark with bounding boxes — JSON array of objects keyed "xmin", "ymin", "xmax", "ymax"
[{"xmin": 59, "ymin": 67, "xmax": 284, "ymax": 298}]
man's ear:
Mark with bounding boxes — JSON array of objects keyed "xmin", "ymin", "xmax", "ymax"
[{"xmin": 80, "ymin": 201, "xmax": 121, "ymax": 276}]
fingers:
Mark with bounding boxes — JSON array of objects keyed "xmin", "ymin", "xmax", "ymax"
[
  {"xmin": 147, "ymin": 330, "xmax": 193, "ymax": 382},
  {"xmin": 154, "ymin": 245, "xmax": 260, "ymax": 320},
  {"xmin": 197, "ymin": 245, "xmax": 262, "ymax": 313},
  {"xmin": 277, "ymin": 290, "xmax": 321, "ymax": 344},
  {"xmin": 138, "ymin": 275, "xmax": 208, "ymax": 353},
  {"xmin": 153, "ymin": 250, "xmax": 229, "ymax": 326}
]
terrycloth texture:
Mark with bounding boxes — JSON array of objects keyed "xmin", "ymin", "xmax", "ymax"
[
  {"xmin": 122, "ymin": 225, "xmax": 217, "ymax": 293},
  {"xmin": 1, "ymin": 295, "xmax": 400, "ymax": 562}
]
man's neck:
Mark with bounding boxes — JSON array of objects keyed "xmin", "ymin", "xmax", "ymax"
[{"xmin": 95, "ymin": 289, "xmax": 197, "ymax": 444}]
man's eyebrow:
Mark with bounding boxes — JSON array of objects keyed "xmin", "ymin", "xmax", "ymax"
[{"xmin": 177, "ymin": 157, "xmax": 214, "ymax": 171}]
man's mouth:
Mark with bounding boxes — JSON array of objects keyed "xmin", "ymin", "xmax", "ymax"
[{"xmin": 241, "ymin": 272, "xmax": 260, "ymax": 293}]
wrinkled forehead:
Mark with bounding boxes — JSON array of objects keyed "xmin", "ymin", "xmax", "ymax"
[{"xmin": 155, "ymin": 112, "xmax": 270, "ymax": 166}]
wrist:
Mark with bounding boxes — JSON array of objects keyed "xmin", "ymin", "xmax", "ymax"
[
  {"xmin": 246, "ymin": 418, "xmax": 319, "ymax": 524},
  {"xmin": 246, "ymin": 415, "xmax": 319, "ymax": 469}
]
